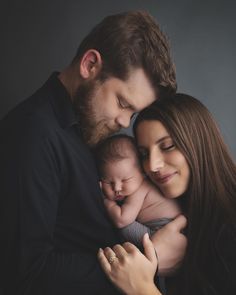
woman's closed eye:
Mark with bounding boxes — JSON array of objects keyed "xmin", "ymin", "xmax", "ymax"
[{"xmin": 161, "ymin": 143, "xmax": 175, "ymax": 151}]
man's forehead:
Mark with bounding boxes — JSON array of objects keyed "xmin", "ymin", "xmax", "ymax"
[{"xmin": 124, "ymin": 68, "xmax": 157, "ymax": 110}]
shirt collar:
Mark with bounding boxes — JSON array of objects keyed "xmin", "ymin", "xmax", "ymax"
[{"xmin": 46, "ymin": 72, "xmax": 78, "ymax": 129}]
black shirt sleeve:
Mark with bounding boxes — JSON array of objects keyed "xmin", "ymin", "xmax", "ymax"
[{"xmin": 0, "ymin": 83, "xmax": 121, "ymax": 295}]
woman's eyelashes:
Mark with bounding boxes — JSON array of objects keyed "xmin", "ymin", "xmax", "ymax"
[
  {"xmin": 138, "ymin": 142, "xmax": 175, "ymax": 160},
  {"xmin": 160, "ymin": 143, "xmax": 175, "ymax": 151}
]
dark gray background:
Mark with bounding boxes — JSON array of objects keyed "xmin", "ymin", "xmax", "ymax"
[{"xmin": 1, "ymin": 0, "xmax": 235, "ymax": 159}]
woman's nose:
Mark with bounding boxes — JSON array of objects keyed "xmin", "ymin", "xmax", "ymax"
[{"xmin": 149, "ymin": 150, "xmax": 164, "ymax": 172}]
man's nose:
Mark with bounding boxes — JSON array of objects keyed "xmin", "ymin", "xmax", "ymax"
[{"xmin": 115, "ymin": 113, "xmax": 131, "ymax": 129}]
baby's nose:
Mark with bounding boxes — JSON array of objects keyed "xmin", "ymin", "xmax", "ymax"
[{"xmin": 113, "ymin": 182, "xmax": 122, "ymax": 193}]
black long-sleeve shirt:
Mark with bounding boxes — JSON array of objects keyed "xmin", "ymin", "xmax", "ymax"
[{"xmin": 0, "ymin": 73, "xmax": 121, "ymax": 294}]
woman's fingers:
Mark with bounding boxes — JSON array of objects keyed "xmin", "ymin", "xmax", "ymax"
[
  {"xmin": 97, "ymin": 242, "xmax": 161, "ymax": 295},
  {"xmin": 97, "ymin": 248, "xmax": 112, "ymax": 275},
  {"xmin": 142, "ymin": 233, "xmax": 158, "ymax": 267},
  {"xmin": 113, "ymin": 243, "xmax": 129, "ymax": 259},
  {"xmin": 122, "ymin": 241, "xmax": 140, "ymax": 254}
]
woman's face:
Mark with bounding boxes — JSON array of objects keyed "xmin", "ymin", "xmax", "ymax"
[{"xmin": 135, "ymin": 120, "xmax": 190, "ymax": 198}]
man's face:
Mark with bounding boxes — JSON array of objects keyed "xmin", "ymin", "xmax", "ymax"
[{"xmin": 74, "ymin": 68, "xmax": 156, "ymax": 146}]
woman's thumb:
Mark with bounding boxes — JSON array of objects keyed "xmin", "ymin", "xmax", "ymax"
[{"xmin": 143, "ymin": 233, "xmax": 158, "ymax": 269}]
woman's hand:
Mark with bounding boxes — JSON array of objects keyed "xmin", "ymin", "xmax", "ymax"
[
  {"xmin": 151, "ymin": 214, "xmax": 187, "ymax": 276},
  {"xmin": 98, "ymin": 233, "xmax": 162, "ymax": 295}
]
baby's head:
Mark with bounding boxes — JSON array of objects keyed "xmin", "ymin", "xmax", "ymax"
[{"xmin": 95, "ymin": 134, "xmax": 144, "ymax": 201}]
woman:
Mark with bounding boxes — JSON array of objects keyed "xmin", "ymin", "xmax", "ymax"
[{"xmin": 98, "ymin": 93, "xmax": 236, "ymax": 295}]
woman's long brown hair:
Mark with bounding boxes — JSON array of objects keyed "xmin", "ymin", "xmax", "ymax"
[{"xmin": 133, "ymin": 93, "xmax": 236, "ymax": 294}]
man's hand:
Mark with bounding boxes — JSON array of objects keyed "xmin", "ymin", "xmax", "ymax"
[{"xmin": 151, "ymin": 215, "xmax": 187, "ymax": 276}]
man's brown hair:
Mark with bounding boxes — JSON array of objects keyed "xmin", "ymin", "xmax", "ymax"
[{"xmin": 72, "ymin": 10, "xmax": 176, "ymax": 98}]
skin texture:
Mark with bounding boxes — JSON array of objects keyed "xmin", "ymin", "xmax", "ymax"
[
  {"xmin": 98, "ymin": 233, "xmax": 161, "ymax": 295},
  {"xmin": 63, "ymin": 50, "xmax": 185, "ymax": 294},
  {"xmin": 101, "ymin": 157, "xmax": 144, "ymax": 202},
  {"xmin": 98, "ymin": 217, "xmax": 187, "ymax": 294},
  {"xmin": 136, "ymin": 120, "xmax": 190, "ymax": 198},
  {"xmin": 101, "ymin": 156, "xmax": 181, "ymax": 228},
  {"xmin": 60, "ymin": 50, "xmax": 157, "ymax": 146},
  {"xmin": 98, "ymin": 120, "xmax": 189, "ymax": 294}
]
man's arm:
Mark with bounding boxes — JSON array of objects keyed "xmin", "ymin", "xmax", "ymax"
[{"xmin": 0, "ymin": 126, "xmax": 120, "ymax": 295}]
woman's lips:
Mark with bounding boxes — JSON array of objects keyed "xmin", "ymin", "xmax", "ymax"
[{"xmin": 152, "ymin": 172, "xmax": 177, "ymax": 184}]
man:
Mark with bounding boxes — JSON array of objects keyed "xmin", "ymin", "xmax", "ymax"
[{"xmin": 0, "ymin": 11, "xmax": 186, "ymax": 294}]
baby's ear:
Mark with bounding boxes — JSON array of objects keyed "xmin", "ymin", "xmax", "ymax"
[
  {"xmin": 99, "ymin": 181, "xmax": 103, "ymax": 189},
  {"xmin": 99, "ymin": 181, "xmax": 106, "ymax": 199}
]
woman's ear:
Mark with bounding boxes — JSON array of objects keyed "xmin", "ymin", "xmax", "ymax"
[{"xmin": 79, "ymin": 49, "xmax": 102, "ymax": 79}]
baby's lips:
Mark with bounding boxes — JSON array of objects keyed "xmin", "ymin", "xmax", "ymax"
[{"xmin": 115, "ymin": 195, "xmax": 124, "ymax": 201}]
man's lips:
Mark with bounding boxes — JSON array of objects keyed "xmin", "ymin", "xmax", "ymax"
[{"xmin": 152, "ymin": 172, "xmax": 177, "ymax": 184}]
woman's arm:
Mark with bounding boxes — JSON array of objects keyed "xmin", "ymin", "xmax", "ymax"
[{"xmin": 98, "ymin": 233, "xmax": 162, "ymax": 295}]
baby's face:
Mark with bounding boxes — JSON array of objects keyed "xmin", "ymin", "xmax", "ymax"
[{"xmin": 101, "ymin": 157, "xmax": 144, "ymax": 201}]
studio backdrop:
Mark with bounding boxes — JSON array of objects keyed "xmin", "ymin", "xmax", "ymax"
[{"xmin": 1, "ymin": 0, "xmax": 235, "ymax": 158}]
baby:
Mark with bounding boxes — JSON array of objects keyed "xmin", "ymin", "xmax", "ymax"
[{"xmin": 95, "ymin": 134, "xmax": 181, "ymax": 247}]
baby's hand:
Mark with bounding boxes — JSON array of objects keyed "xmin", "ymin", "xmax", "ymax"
[{"xmin": 104, "ymin": 198, "xmax": 117, "ymax": 209}]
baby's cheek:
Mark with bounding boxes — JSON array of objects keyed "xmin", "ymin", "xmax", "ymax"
[
  {"xmin": 123, "ymin": 181, "xmax": 140, "ymax": 195},
  {"xmin": 102, "ymin": 186, "xmax": 114, "ymax": 199}
]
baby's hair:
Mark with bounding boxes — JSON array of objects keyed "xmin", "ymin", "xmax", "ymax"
[{"xmin": 94, "ymin": 134, "xmax": 140, "ymax": 172}]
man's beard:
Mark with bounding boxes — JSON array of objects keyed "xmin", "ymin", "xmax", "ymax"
[{"xmin": 73, "ymin": 79, "xmax": 120, "ymax": 147}]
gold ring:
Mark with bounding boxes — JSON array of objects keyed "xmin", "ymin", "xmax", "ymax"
[{"xmin": 108, "ymin": 255, "xmax": 117, "ymax": 264}]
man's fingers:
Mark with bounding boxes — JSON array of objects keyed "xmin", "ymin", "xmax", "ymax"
[{"xmin": 142, "ymin": 233, "xmax": 158, "ymax": 266}]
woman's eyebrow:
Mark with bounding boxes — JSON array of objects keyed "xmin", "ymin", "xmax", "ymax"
[
  {"xmin": 155, "ymin": 135, "xmax": 171, "ymax": 144},
  {"xmin": 137, "ymin": 135, "xmax": 171, "ymax": 148}
]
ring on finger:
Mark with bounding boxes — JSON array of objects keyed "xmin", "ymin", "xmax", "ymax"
[{"xmin": 108, "ymin": 255, "xmax": 118, "ymax": 264}]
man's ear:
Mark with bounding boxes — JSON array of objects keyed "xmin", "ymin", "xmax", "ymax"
[{"xmin": 80, "ymin": 49, "xmax": 102, "ymax": 79}]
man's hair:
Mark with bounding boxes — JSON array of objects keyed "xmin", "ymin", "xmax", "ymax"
[
  {"xmin": 133, "ymin": 93, "xmax": 236, "ymax": 294},
  {"xmin": 94, "ymin": 134, "xmax": 140, "ymax": 173},
  {"xmin": 72, "ymin": 10, "xmax": 176, "ymax": 97}
]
